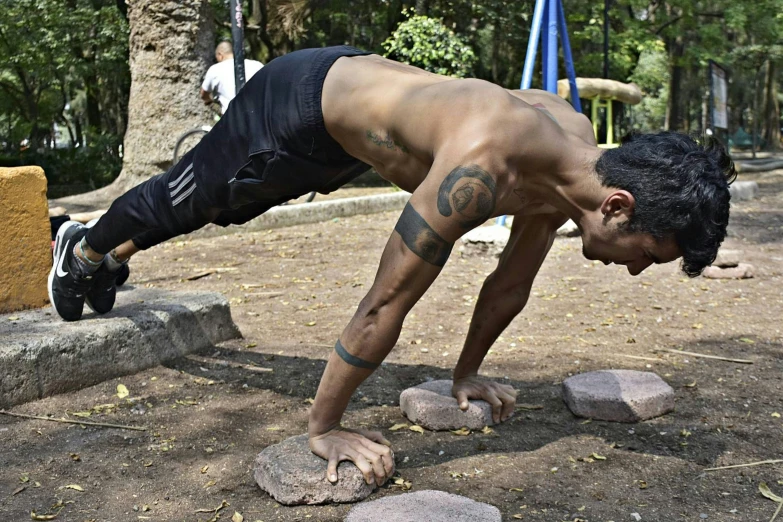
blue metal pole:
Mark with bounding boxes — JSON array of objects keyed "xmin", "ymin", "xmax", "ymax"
[
  {"xmin": 541, "ymin": 0, "xmax": 550, "ymax": 88},
  {"xmin": 520, "ymin": 0, "xmax": 547, "ymax": 89},
  {"xmin": 545, "ymin": 0, "xmax": 558, "ymax": 93},
  {"xmin": 557, "ymin": 0, "xmax": 582, "ymax": 112}
]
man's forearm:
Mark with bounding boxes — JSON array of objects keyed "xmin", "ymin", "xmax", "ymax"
[
  {"xmin": 308, "ymin": 297, "xmax": 406, "ymax": 435},
  {"xmin": 454, "ymin": 277, "xmax": 530, "ymax": 379}
]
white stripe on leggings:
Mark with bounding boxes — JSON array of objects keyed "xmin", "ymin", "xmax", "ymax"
[
  {"xmin": 171, "ymin": 183, "xmax": 196, "ymax": 207},
  {"xmin": 168, "ymin": 163, "xmax": 194, "ymax": 188},
  {"xmin": 169, "ymin": 173, "xmax": 194, "ymax": 197}
]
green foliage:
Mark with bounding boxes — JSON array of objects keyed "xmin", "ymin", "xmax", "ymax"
[
  {"xmin": 0, "ymin": 134, "xmax": 123, "ymax": 196},
  {"xmin": 629, "ymin": 48, "xmax": 670, "ymax": 131},
  {"xmin": 0, "ymin": 0, "xmax": 128, "ymax": 180},
  {"xmin": 383, "ymin": 9, "xmax": 476, "ymax": 78}
]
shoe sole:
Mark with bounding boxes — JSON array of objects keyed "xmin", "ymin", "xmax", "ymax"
[{"xmin": 48, "ymin": 220, "xmax": 83, "ymax": 320}]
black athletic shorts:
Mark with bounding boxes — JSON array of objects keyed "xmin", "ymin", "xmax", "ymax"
[{"xmin": 85, "ymin": 46, "xmax": 373, "ymax": 254}]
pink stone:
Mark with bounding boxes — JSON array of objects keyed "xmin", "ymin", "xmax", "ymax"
[
  {"xmin": 702, "ymin": 263, "xmax": 754, "ymax": 279},
  {"xmin": 562, "ymin": 370, "xmax": 674, "ymax": 422},
  {"xmin": 399, "ymin": 380, "xmax": 493, "ymax": 431},
  {"xmin": 346, "ymin": 490, "xmax": 501, "ymax": 522},
  {"xmin": 255, "ymin": 434, "xmax": 388, "ymax": 505}
]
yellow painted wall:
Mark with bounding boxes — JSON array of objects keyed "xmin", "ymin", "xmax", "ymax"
[{"xmin": 0, "ymin": 166, "xmax": 51, "ymax": 312}]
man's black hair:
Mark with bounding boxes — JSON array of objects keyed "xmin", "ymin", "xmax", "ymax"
[{"xmin": 595, "ymin": 132, "xmax": 736, "ymax": 277}]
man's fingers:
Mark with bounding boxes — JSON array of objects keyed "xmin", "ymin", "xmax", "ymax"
[
  {"xmin": 326, "ymin": 457, "xmax": 339, "ymax": 484},
  {"xmin": 497, "ymin": 390, "xmax": 516, "ymax": 421},
  {"xmin": 485, "ymin": 393, "xmax": 503, "ymax": 422},
  {"xmin": 357, "ymin": 447, "xmax": 388, "ymax": 485},
  {"xmin": 351, "ymin": 453, "xmax": 375, "ymax": 485},
  {"xmin": 455, "ymin": 390, "xmax": 469, "ymax": 411},
  {"xmin": 359, "ymin": 438, "xmax": 395, "ymax": 477}
]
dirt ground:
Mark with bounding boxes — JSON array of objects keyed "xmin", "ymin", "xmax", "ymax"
[{"xmin": 3, "ymin": 171, "xmax": 782, "ymax": 522}]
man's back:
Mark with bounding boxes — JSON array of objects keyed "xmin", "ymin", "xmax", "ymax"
[
  {"xmin": 202, "ymin": 58, "xmax": 264, "ymax": 113},
  {"xmin": 321, "ymin": 54, "xmax": 595, "ymax": 203}
]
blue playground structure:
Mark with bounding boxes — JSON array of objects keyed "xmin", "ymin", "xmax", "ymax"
[{"xmin": 497, "ymin": 0, "xmax": 581, "ymax": 227}]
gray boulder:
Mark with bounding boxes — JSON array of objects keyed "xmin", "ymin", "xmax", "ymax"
[
  {"xmin": 346, "ymin": 490, "xmax": 501, "ymax": 522},
  {"xmin": 562, "ymin": 370, "xmax": 674, "ymax": 422},
  {"xmin": 254, "ymin": 434, "xmax": 385, "ymax": 505},
  {"xmin": 399, "ymin": 380, "xmax": 493, "ymax": 431}
]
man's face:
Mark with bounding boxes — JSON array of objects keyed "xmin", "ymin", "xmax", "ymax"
[{"xmin": 581, "ymin": 228, "xmax": 681, "ymax": 276}]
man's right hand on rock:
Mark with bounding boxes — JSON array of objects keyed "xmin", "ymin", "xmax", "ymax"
[{"xmin": 309, "ymin": 427, "xmax": 394, "ymax": 486}]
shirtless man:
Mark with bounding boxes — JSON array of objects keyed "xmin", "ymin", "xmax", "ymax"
[{"xmin": 48, "ymin": 46, "xmax": 734, "ymax": 487}]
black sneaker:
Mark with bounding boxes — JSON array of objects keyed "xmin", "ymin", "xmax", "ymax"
[
  {"xmin": 116, "ymin": 262, "xmax": 130, "ymax": 287},
  {"xmin": 48, "ymin": 221, "xmax": 95, "ymax": 321},
  {"xmin": 83, "ymin": 217, "xmax": 120, "ymax": 314},
  {"xmin": 85, "ymin": 262, "xmax": 117, "ymax": 315}
]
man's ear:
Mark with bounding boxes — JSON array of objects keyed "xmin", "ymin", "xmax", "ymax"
[{"xmin": 600, "ymin": 190, "xmax": 635, "ymax": 220}]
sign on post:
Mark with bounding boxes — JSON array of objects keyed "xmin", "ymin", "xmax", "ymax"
[{"xmin": 709, "ymin": 61, "xmax": 728, "ymax": 130}]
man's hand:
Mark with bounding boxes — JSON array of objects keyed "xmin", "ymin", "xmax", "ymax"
[
  {"xmin": 309, "ymin": 427, "xmax": 394, "ymax": 486},
  {"xmin": 452, "ymin": 375, "xmax": 517, "ymax": 423}
]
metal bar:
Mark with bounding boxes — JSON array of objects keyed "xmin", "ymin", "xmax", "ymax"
[
  {"xmin": 520, "ymin": 0, "xmax": 547, "ymax": 89},
  {"xmin": 541, "ymin": 0, "xmax": 550, "ymax": 88},
  {"xmin": 545, "ymin": 0, "xmax": 558, "ymax": 93},
  {"xmin": 230, "ymin": 0, "xmax": 246, "ymax": 91},
  {"xmin": 557, "ymin": 0, "xmax": 582, "ymax": 112}
]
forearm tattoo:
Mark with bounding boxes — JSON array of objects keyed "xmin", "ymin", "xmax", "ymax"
[
  {"xmin": 394, "ymin": 202, "xmax": 453, "ymax": 266},
  {"xmin": 436, "ymin": 165, "xmax": 497, "ymax": 229},
  {"xmin": 334, "ymin": 339, "xmax": 379, "ymax": 370}
]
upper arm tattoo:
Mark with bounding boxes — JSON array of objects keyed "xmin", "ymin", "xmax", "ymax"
[
  {"xmin": 436, "ymin": 165, "xmax": 497, "ymax": 229},
  {"xmin": 395, "ymin": 202, "xmax": 452, "ymax": 266}
]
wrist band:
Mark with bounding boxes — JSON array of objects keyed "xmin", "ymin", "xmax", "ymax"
[
  {"xmin": 79, "ymin": 237, "xmax": 103, "ymax": 266},
  {"xmin": 334, "ymin": 339, "xmax": 379, "ymax": 370}
]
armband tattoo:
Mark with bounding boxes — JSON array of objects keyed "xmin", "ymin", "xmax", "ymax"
[
  {"xmin": 394, "ymin": 202, "xmax": 453, "ymax": 266},
  {"xmin": 334, "ymin": 339, "xmax": 380, "ymax": 370}
]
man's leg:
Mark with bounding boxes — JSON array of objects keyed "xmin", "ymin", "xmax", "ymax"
[{"xmin": 49, "ymin": 148, "xmax": 220, "ymax": 320}]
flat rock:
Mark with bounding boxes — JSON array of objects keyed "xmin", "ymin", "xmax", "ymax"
[
  {"xmin": 703, "ymin": 263, "xmax": 754, "ymax": 279},
  {"xmin": 458, "ymin": 225, "xmax": 509, "ymax": 257},
  {"xmin": 562, "ymin": 370, "xmax": 674, "ymax": 422},
  {"xmin": 399, "ymin": 380, "xmax": 493, "ymax": 431},
  {"xmin": 712, "ymin": 249, "xmax": 742, "ymax": 268},
  {"xmin": 255, "ymin": 434, "xmax": 387, "ymax": 505},
  {"xmin": 729, "ymin": 181, "xmax": 759, "ymax": 202},
  {"xmin": 0, "ymin": 287, "xmax": 241, "ymax": 409},
  {"xmin": 556, "ymin": 219, "xmax": 580, "ymax": 237},
  {"xmin": 346, "ymin": 490, "xmax": 501, "ymax": 522}
]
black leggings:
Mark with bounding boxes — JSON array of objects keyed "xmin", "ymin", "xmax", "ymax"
[{"xmin": 84, "ymin": 46, "xmax": 372, "ymax": 255}]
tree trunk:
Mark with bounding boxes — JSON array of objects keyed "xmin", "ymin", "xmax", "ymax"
[
  {"xmin": 762, "ymin": 60, "xmax": 780, "ymax": 150},
  {"xmin": 113, "ymin": 0, "xmax": 215, "ymax": 190}
]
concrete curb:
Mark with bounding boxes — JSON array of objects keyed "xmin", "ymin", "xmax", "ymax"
[
  {"xmin": 188, "ymin": 192, "xmax": 410, "ymax": 239},
  {"xmin": 0, "ymin": 287, "xmax": 241, "ymax": 409}
]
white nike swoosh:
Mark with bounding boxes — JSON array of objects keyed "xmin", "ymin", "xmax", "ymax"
[{"xmin": 56, "ymin": 239, "xmax": 71, "ymax": 278}]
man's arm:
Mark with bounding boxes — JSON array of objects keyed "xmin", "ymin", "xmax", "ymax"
[
  {"xmin": 199, "ymin": 88, "xmax": 213, "ymax": 105},
  {"xmin": 452, "ymin": 211, "xmax": 567, "ymax": 419},
  {"xmin": 309, "ymin": 156, "xmax": 500, "ymax": 486}
]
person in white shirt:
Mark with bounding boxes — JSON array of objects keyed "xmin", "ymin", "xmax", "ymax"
[{"xmin": 200, "ymin": 41, "xmax": 263, "ymax": 114}]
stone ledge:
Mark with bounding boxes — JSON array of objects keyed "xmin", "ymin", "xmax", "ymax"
[
  {"xmin": 0, "ymin": 287, "xmax": 241, "ymax": 408},
  {"xmin": 189, "ymin": 192, "xmax": 410, "ymax": 239}
]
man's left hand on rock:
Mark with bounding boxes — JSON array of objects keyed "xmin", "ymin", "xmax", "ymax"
[{"xmin": 452, "ymin": 375, "xmax": 517, "ymax": 424}]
